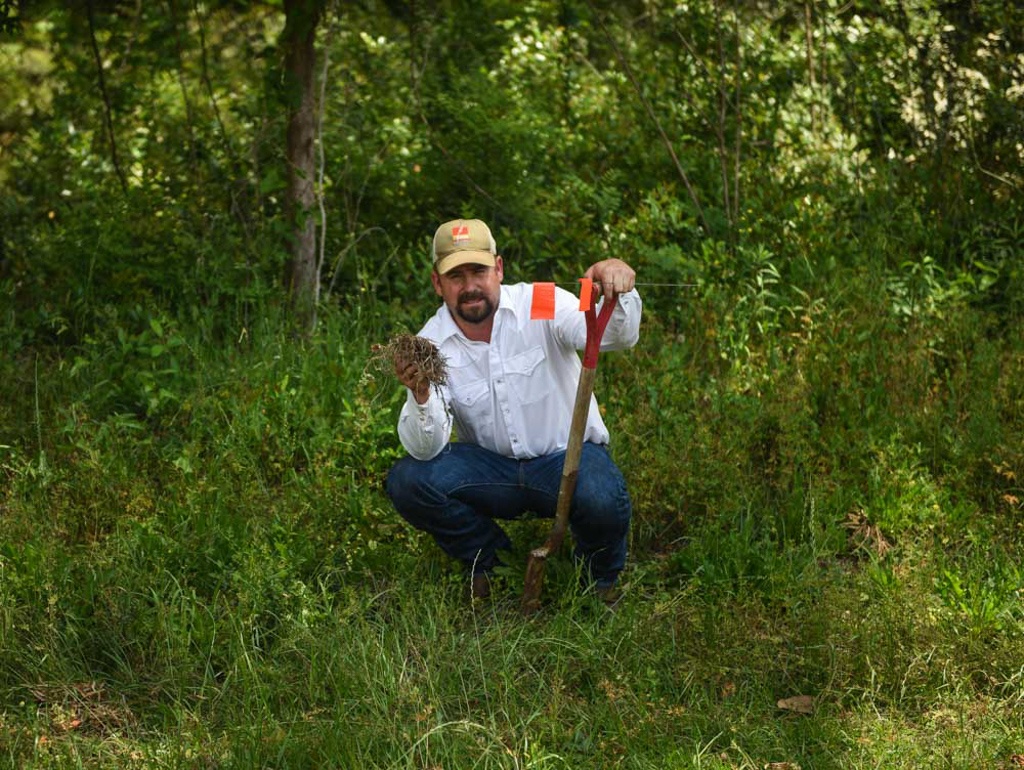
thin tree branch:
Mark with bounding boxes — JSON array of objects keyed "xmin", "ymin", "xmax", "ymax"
[
  {"xmin": 192, "ymin": 0, "xmax": 240, "ymax": 172},
  {"xmin": 418, "ymin": 115, "xmax": 503, "ymax": 208},
  {"xmin": 167, "ymin": 0, "xmax": 201, "ymax": 195},
  {"xmin": 674, "ymin": 28, "xmax": 739, "ymax": 116},
  {"xmin": 116, "ymin": 0, "xmax": 143, "ymax": 78},
  {"xmin": 976, "ymin": 165, "xmax": 1021, "ymax": 189},
  {"xmin": 325, "ymin": 226, "xmax": 388, "ymax": 298},
  {"xmin": 733, "ymin": 5, "xmax": 743, "ymax": 225},
  {"xmin": 585, "ymin": 0, "xmax": 710, "ymax": 236},
  {"xmin": 713, "ymin": 0, "xmax": 732, "ymax": 231},
  {"xmin": 804, "ymin": 0, "xmax": 817, "ymax": 135},
  {"xmin": 315, "ymin": 1, "xmax": 338, "ymax": 303},
  {"xmin": 86, "ymin": 0, "xmax": 128, "ymax": 193},
  {"xmin": 402, "ymin": 2, "xmax": 502, "ymax": 210}
]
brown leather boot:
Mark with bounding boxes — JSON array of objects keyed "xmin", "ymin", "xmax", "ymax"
[
  {"xmin": 470, "ymin": 573, "xmax": 492, "ymax": 601},
  {"xmin": 595, "ymin": 585, "xmax": 622, "ymax": 608}
]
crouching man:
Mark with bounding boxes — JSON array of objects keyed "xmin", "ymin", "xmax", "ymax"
[{"xmin": 386, "ymin": 218, "xmax": 642, "ymax": 602}]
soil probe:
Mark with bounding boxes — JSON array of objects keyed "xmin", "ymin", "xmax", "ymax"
[{"xmin": 521, "ymin": 290, "xmax": 618, "ymax": 614}]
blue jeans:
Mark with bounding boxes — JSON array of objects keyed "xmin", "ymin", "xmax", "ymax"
[{"xmin": 386, "ymin": 442, "xmax": 631, "ymax": 588}]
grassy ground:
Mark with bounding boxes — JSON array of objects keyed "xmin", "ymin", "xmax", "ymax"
[
  {"xmin": 2, "ymin": 563, "xmax": 1022, "ymax": 768},
  {"xmin": 1, "ymin": 275, "xmax": 1023, "ymax": 768}
]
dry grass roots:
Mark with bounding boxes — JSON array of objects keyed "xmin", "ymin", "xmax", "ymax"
[{"xmin": 371, "ymin": 334, "xmax": 449, "ymax": 391}]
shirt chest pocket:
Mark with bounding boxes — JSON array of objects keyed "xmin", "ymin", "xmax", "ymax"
[
  {"xmin": 505, "ymin": 345, "xmax": 552, "ymax": 404},
  {"xmin": 451, "ymin": 377, "xmax": 489, "ymax": 409},
  {"xmin": 444, "ymin": 349, "xmax": 490, "ymax": 411}
]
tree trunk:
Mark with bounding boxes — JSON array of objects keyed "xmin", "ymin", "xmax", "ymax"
[{"xmin": 282, "ymin": 0, "xmax": 321, "ymax": 333}]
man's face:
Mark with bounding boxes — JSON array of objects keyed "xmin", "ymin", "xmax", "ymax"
[{"xmin": 432, "ymin": 258, "xmax": 504, "ymax": 326}]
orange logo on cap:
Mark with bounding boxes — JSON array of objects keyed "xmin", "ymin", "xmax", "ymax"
[{"xmin": 452, "ymin": 225, "xmax": 470, "ymax": 244}]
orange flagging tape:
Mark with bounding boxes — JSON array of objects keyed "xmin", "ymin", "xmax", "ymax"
[
  {"xmin": 578, "ymin": 278, "xmax": 593, "ymax": 310},
  {"xmin": 530, "ymin": 282, "xmax": 556, "ymax": 320}
]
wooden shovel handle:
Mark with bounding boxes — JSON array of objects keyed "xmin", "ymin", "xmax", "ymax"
[{"xmin": 543, "ymin": 294, "xmax": 618, "ymax": 552}]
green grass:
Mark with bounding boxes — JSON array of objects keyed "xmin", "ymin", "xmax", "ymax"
[
  {"xmin": 2, "ymin": 562, "xmax": 1021, "ymax": 768},
  {"xmin": 2, "ymin": 273, "xmax": 1023, "ymax": 768}
]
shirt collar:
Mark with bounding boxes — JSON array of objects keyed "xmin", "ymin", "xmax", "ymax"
[
  {"xmin": 497, "ymin": 284, "xmax": 519, "ymax": 320},
  {"xmin": 435, "ymin": 285, "xmax": 516, "ymax": 342}
]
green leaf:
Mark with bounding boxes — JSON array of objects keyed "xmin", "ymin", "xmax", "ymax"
[{"xmin": 260, "ymin": 168, "xmax": 286, "ymax": 194}]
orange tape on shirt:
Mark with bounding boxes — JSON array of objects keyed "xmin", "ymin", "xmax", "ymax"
[{"xmin": 530, "ymin": 282, "xmax": 556, "ymax": 320}]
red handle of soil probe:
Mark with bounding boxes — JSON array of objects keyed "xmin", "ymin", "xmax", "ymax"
[{"xmin": 582, "ymin": 292, "xmax": 617, "ymax": 369}]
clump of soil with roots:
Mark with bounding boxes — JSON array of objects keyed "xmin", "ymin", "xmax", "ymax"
[{"xmin": 368, "ymin": 334, "xmax": 448, "ymax": 395}]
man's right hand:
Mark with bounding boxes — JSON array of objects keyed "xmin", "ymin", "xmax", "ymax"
[{"xmin": 395, "ymin": 356, "xmax": 431, "ymax": 404}]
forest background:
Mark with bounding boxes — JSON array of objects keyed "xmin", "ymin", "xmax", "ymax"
[{"xmin": 1, "ymin": 1, "xmax": 1023, "ymax": 767}]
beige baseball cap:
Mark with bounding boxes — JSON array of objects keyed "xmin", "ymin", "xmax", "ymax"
[{"xmin": 432, "ymin": 219, "xmax": 497, "ymax": 274}]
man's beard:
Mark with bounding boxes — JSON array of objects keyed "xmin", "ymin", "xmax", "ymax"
[{"xmin": 455, "ymin": 291, "xmax": 496, "ymax": 324}]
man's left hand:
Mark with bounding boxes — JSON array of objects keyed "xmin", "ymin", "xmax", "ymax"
[{"xmin": 584, "ymin": 259, "xmax": 636, "ymax": 301}]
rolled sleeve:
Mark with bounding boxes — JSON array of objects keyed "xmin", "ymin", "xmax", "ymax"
[
  {"xmin": 599, "ymin": 289, "xmax": 642, "ymax": 350},
  {"xmin": 551, "ymin": 288, "xmax": 642, "ymax": 353}
]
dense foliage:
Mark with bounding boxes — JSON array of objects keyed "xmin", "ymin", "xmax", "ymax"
[{"xmin": 1, "ymin": 1, "xmax": 1022, "ymax": 767}]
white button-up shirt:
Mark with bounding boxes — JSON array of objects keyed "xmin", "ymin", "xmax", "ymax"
[{"xmin": 397, "ymin": 283, "xmax": 642, "ymax": 461}]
